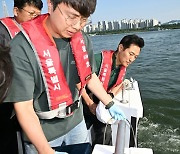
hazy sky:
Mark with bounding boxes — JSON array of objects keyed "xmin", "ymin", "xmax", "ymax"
[{"xmin": 0, "ymin": 0, "xmax": 180, "ymax": 24}]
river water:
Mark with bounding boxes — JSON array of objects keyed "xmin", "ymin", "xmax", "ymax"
[{"xmin": 90, "ymin": 29, "xmax": 180, "ymax": 154}]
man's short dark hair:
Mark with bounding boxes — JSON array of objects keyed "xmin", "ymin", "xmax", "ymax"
[
  {"xmin": 51, "ymin": 0, "xmax": 97, "ymax": 17},
  {"xmin": 119, "ymin": 34, "xmax": 145, "ymax": 50},
  {"xmin": 14, "ymin": 0, "xmax": 43, "ymax": 10}
]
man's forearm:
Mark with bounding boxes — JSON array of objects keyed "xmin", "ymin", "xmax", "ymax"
[
  {"xmin": 87, "ymin": 73, "xmax": 112, "ymax": 106},
  {"xmin": 14, "ymin": 100, "xmax": 54, "ymax": 154},
  {"xmin": 77, "ymin": 83, "xmax": 94, "ymax": 106}
]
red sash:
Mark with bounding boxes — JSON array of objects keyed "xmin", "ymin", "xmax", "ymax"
[
  {"xmin": 70, "ymin": 32, "xmax": 92, "ymax": 93},
  {"xmin": 0, "ymin": 17, "xmax": 20, "ymax": 38},
  {"xmin": 21, "ymin": 14, "xmax": 92, "ymax": 110},
  {"xmin": 98, "ymin": 50, "xmax": 126, "ymax": 91}
]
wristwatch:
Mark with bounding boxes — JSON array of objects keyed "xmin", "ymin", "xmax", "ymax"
[{"xmin": 105, "ymin": 101, "xmax": 114, "ymax": 109}]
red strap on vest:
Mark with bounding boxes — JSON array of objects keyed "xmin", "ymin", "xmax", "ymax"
[
  {"xmin": 70, "ymin": 31, "xmax": 92, "ymax": 94},
  {"xmin": 98, "ymin": 50, "xmax": 126, "ymax": 91},
  {"xmin": 99, "ymin": 50, "xmax": 114, "ymax": 91},
  {"xmin": 0, "ymin": 17, "xmax": 20, "ymax": 38},
  {"xmin": 21, "ymin": 14, "xmax": 92, "ymax": 110}
]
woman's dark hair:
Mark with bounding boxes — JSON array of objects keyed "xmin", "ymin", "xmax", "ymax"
[
  {"xmin": 51, "ymin": 0, "xmax": 97, "ymax": 17},
  {"xmin": 0, "ymin": 45, "xmax": 13, "ymax": 103},
  {"xmin": 119, "ymin": 34, "xmax": 144, "ymax": 50},
  {"xmin": 14, "ymin": 0, "xmax": 43, "ymax": 10}
]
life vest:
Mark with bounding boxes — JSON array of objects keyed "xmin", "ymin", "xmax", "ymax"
[
  {"xmin": 0, "ymin": 17, "xmax": 21, "ymax": 38},
  {"xmin": 21, "ymin": 14, "xmax": 92, "ymax": 118},
  {"xmin": 98, "ymin": 50, "xmax": 126, "ymax": 92}
]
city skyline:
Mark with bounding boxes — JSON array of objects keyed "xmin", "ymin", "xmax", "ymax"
[
  {"xmin": 84, "ymin": 18, "xmax": 159, "ymax": 33},
  {"xmin": 0, "ymin": 0, "xmax": 180, "ymax": 24}
]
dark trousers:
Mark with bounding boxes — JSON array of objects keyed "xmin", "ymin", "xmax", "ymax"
[
  {"xmin": 0, "ymin": 103, "xmax": 18, "ymax": 154},
  {"xmin": 83, "ymin": 102, "xmax": 112, "ymax": 147}
]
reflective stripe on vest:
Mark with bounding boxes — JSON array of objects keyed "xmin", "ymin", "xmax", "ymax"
[
  {"xmin": 0, "ymin": 17, "xmax": 21, "ymax": 38},
  {"xmin": 98, "ymin": 50, "xmax": 126, "ymax": 91},
  {"xmin": 21, "ymin": 14, "xmax": 92, "ymax": 111}
]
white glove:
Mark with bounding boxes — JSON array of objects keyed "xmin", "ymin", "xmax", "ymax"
[{"xmin": 96, "ymin": 101, "xmax": 117, "ymax": 124}]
